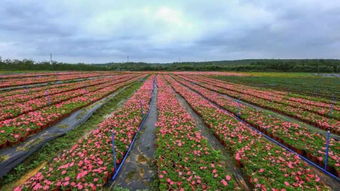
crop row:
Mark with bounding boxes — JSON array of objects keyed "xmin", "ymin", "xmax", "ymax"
[
  {"xmin": 0, "ymin": 75, "xmax": 138, "ymax": 121},
  {"xmin": 15, "ymin": 76, "xmax": 155, "ymax": 191},
  {"xmin": 172, "ymin": 75, "xmax": 340, "ymax": 176},
  {"xmin": 194, "ymin": 74, "xmax": 340, "ymax": 113},
  {"xmin": 0, "ymin": 76, "xmax": 97, "ymax": 99},
  {"xmin": 165, "ymin": 75, "xmax": 329, "ymax": 190},
  {"xmin": 155, "ymin": 76, "xmax": 239, "ymax": 190},
  {"xmin": 0, "ymin": 74, "xmax": 133, "ymax": 107},
  {"xmin": 0, "ymin": 72, "xmax": 80, "ymax": 80},
  {"xmin": 0, "ymin": 75, "xmax": 145, "ymax": 148},
  {"xmin": 206, "ymin": 74, "xmax": 340, "ymax": 107},
  {"xmin": 0, "ymin": 72, "xmax": 114, "ymax": 88},
  {"xmin": 180, "ymin": 75, "xmax": 340, "ymax": 123}
]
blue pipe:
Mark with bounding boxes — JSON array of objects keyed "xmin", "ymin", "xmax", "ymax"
[{"xmin": 233, "ymin": 115, "xmax": 340, "ymax": 182}]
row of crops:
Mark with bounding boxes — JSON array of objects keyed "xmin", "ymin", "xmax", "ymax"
[
  {"xmin": 0, "ymin": 72, "xmax": 338, "ymax": 190},
  {"xmin": 171, "ymin": 75, "xmax": 340, "ymax": 176}
]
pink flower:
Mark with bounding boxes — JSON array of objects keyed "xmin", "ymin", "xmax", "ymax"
[
  {"xmin": 221, "ymin": 179, "xmax": 228, "ymax": 186},
  {"xmin": 225, "ymin": 175, "xmax": 231, "ymax": 181},
  {"xmin": 13, "ymin": 187, "xmax": 22, "ymax": 191},
  {"xmin": 315, "ymin": 176, "xmax": 320, "ymax": 182}
]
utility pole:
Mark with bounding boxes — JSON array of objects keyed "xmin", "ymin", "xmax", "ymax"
[
  {"xmin": 50, "ymin": 53, "xmax": 53, "ymax": 65},
  {"xmin": 127, "ymin": 56, "xmax": 129, "ymax": 63}
]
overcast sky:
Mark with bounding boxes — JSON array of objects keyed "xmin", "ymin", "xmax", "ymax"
[{"xmin": 0, "ymin": 0, "xmax": 339, "ymax": 63}]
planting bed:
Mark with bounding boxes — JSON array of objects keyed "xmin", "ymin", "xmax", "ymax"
[
  {"xmin": 0, "ymin": 71, "xmax": 338, "ymax": 191},
  {"xmin": 171, "ymin": 75, "xmax": 340, "ymax": 177}
]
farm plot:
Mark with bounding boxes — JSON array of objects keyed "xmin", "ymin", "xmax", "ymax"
[
  {"xmin": 14, "ymin": 76, "xmax": 155, "ymax": 190},
  {"xmin": 0, "ymin": 74, "xmax": 145, "ymax": 148},
  {"xmin": 165, "ymin": 75, "xmax": 331, "ymax": 190},
  {"xmin": 0, "ymin": 71, "xmax": 338, "ymax": 191},
  {"xmin": 171, "ymin": 75, "xmax": 340, "ymax": 177},
  {"xmin": 178, "ymin": 75, "xmax": 340, "ymax": 132},
  {"xmin": 0, "ymin": 75, "xmax": 129, "ymax": 107},
  {"xmin": 0, "ymin": 72, "xmax": 114, "ymax": 89},
  {"xmin": 0, "ymin": 72, "xmax": 80, "ymax": 80},
  {"xmin": 155, "ymin": 76, "xmax": 240, "ymax": 190}
]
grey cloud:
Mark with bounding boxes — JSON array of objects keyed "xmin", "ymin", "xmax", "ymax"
[{"xmin": 0, "ymin": 0, "xmax": 339, "ymax": 63}]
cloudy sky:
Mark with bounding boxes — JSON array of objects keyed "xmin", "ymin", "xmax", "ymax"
[{"xmin": 0, "ymin": 0, "xmax": 340, "ymax": 63}]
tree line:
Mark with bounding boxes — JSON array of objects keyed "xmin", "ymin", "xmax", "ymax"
[{"xmin": 0, "ymin": 57, "xmax": 339, "ymax": 72}]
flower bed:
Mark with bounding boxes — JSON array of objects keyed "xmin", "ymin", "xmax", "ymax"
[
  {"xmin": 180, "ymin": 75, "xmax": 340, "ymax": 131},
  {"xmin": 0, "ymin": 75, "xmax": 145, "ymax": 148},
  {"xmin": 0, "ymin": 72, "xmax": 80, "ymax": 80},
  {"xmin": 0, "ymin": 74, "xmax": 131, "ymax": 107},
  {"xmin": 156, "ymin": 76, "xmax": 238, "ymax": 190},
  {"xmin": 0, "ymin": 75, "xmax": 138, "ymax": 121},
  {"xmin": 166, "ymin": 75, "xmax": 329, "ymax": 190},
  {"xmin": 15, "ymin": 76, "xmax": 154, "ymax": 191},
  {"xmin": 172, "ymin": 75, "xmax": 340, "ymax": 176},
  {"xmin": 0, "ymin": 72, "xmax": 114, "ymax": 89}
]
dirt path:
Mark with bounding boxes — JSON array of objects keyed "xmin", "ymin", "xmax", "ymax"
[{"xmin": 110, "ymin": 82, "xmax": 158, "ymax": 190}]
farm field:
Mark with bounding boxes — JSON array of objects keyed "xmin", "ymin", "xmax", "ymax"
[
  {"xmin": 211, "ymin": 72, "xmax": 340, "ymax": 101},
  {"xmin": 0, "ymin": 71, "xmax": 339, "ymax": 190}
]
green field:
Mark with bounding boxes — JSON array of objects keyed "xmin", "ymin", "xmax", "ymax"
[{"xmin": 211, "ymin": 72, "xmax": 340, "ymax": 101}]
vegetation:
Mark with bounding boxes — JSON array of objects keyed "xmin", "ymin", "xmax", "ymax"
[
  {"xmin": 0, "ymin": 81, "xmax": 142, "ymax": 189},
  {"xmin": 0, "ymin": 57, "xmax": 339, "ymax": 72},
  {"xmin": 211, "ymin": 73, "xmax": 340, "ymax": 100}
]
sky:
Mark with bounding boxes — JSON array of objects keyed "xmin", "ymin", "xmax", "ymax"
[{"xmin": 0, "ymin": 0, "xmax": 340, "ymax": 63}]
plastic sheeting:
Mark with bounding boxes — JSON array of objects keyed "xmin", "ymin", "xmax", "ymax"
[{"xmin": 0, "ymin": 86, "xmax": 129, "ymax": 178}]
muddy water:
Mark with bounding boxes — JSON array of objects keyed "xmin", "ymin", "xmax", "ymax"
[
  {"xmin": 174, "ymin": 89, "xmax": 251, "ymax": 190},
  {"xmin": 110, "ymin": 84, "xmax": 158, "ymax": 190}
]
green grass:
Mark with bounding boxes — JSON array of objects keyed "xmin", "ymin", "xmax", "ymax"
[
  {"xmin": 244, "ymin": 72, "xmax": 316, "ymax": 77},
  {"xmin": 0, "ymin": 81, "xmax": 143, "ymax": 188},
  {"xmin": 211, "ymin": 73, "xmax": 340, "ymax": 100}
]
